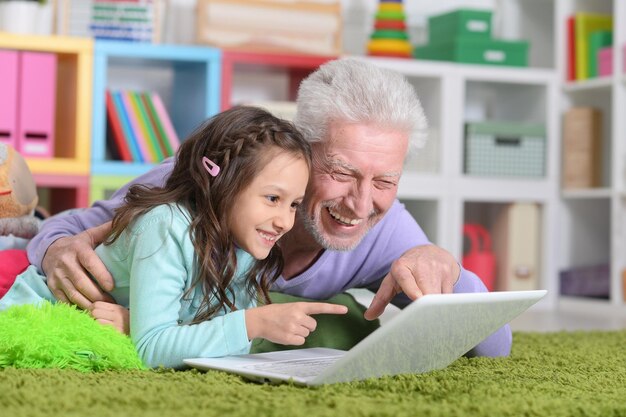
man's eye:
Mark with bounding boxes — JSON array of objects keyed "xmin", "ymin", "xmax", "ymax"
[
  {"xmin": 375, "ymin": 180, "xmax": 397, "ymax": 190},
  {"xmin": 331, "ymin": 172, "xmax": 351, "ymax": 181},
  {"xmin": 266, "ymin": 195, "xmax": 279, "ymax": 203}
]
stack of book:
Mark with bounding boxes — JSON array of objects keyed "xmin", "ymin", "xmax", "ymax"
[
  {"xmin": 566, "ymin": 13, "xmax": 613, "ymax": 81},
  {"xmin": 105, "ymin": 90, "xmax": 179, "ymax": 163}
]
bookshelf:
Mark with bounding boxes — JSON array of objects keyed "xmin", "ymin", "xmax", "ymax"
[
  {"xmin": 360, "ymin": 0, "xmax": 626, "ymax": 315},
  {"xmin": 91, "ymin": 40, "xmax": 222, "ymax": 178},
  {"xmin": 362, "ymin": 55, "xmax": 559, "ymax": 309},
  {"xmin": 556, "ymin": 0, "xmax": 626, "ymax": 311},
  {"xmin": 0, "ymin": 32, "xmax": 93, "ymax": 213}
]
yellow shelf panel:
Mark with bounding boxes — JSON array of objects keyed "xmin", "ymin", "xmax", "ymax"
[
  {"xmin": 27, "ymin": 158, "xmax": 90, "ymax": 176},
  {"xmin": 0, "ymin": 32, "xmax": 93, "ymax": 53}
]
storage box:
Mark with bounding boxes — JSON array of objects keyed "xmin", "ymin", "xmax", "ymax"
[
  {"xmin": 464, "ymin": 122, "xmax": 546, "ymax": 177},
  {"xmin": 415, "ymin": 38, "xmax": 529, "ymax": 67},
  {"xmin": 196, "ymin": 0, "xmax": 342, "ymax": 56},
  {"xmin": 560, "ymin": 264, "xmax": 610, "ymax": 299},
  {"xmin": 561, "ymin": 107, "xmax": 602, "ymax": 189},
  {"xmin": 598, "ymin": 46, "xmax": 613, "ymax": 77},
  {"xmin": 428, "ymin": 9, "xmax": 492, "ymax": 43}
]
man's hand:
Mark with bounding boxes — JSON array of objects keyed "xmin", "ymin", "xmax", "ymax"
[
  {"xmin": 42, "ymin": 222, "xmax": 115, "ymax": 310},
  {"xmin": 364, "ymin": 244, "xmax": 460, "ymax": 320},
  {"xmin": 245, "ymin": 302, "xmax": 348, "ymax": 345},
  {"xmin": 91, "ymin": 301, "xmax": 130, "ymax": 335}
]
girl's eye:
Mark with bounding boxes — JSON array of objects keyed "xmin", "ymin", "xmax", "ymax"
[
  {"xmin": 290, "ymin": 201, "xmax": 301, "ymax": 209},
  {"xmin": 266, "ymin": 195, "xmax": 279, "ymax": 203}
]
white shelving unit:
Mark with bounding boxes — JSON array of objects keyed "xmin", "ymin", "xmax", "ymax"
[
  {"xmin": 361, "ymin": 55, "xmax": 560, "ymax": 310},
  {"xmin": 359, "ymin": 0, "xmax": 626, "ymax": 314},
  {"xmin": 555, "ymin": 0, "xmax": 626, "ymax": 312}
]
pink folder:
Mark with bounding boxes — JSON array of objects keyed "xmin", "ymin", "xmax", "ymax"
[
  {"xmin": 17, "ymin": 52, "xmax": 57, "ymax": 158},
  {"xmin": 0, "ymin": 50, "xmax": 19, "ymax": 147}
]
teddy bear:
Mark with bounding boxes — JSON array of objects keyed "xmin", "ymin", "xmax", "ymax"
[{"xmin": 0, "ymin": 143, "xmax": 40, "ymax": 241}]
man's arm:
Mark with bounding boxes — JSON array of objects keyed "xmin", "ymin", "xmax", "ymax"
[
  {"xmin": 357, "ymin": 201, "xmax": 512, "ymax": 357},
  {"xmin": 26, "ymin": 159, "xmax": 174, "ymax": 308}
]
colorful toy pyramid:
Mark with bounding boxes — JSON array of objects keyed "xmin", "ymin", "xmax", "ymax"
[{"xmin": 367, "ymin": 0, "xmax": 412, "ymax": 58}]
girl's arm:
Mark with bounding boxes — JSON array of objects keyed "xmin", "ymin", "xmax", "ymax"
[{"xmin": 118, "ymin": 207, "xmax": 252, "ymax": 369}]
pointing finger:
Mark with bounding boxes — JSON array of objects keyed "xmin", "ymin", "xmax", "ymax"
[{"xmin": 301, "ymin": 302, "xmax": 348, "ymax": 316}]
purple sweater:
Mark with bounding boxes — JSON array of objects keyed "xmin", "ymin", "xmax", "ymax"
[{"xmin": 27, "ymin": 158, "xmax": 512, "ymax": 357}]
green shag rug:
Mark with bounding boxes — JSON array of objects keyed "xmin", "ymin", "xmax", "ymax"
[{"xmin": 1, "ymin": 331, "xmax": 626, "ymax": 416}]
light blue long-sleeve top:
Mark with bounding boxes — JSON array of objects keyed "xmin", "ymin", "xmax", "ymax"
[{"xmin": 2, "ymin": 203, "xmax": 256, "ymax": 368}]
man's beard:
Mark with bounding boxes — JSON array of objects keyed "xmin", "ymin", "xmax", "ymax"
[{"xmin": 299, "ymin": 202, "xmax": 379, "ymax": 251}]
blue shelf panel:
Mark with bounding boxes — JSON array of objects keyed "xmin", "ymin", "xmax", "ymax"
[
  {"xmin": 92, "ymin": 40, "xmax": 221, "ymax": 171},
  {"xmin": 92, "ymin": 161, "xmax": 156, "ymax": 177}
]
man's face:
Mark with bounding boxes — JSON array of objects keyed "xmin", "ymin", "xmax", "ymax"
[
  {"xmin": 229, "ymin": 149, "xmax": 309, "ymax": 260},
  {"xmin": 300, "ymin": 122, "xmax": 408, "ymax": 251}
]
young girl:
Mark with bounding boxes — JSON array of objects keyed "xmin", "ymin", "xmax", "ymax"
[{"xmin": 0, "ymin": 106, "xmax": 347, "ymax": 368}]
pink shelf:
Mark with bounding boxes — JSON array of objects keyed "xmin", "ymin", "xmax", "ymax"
[{"xmin": 33, "ymin": 174, "xmax": 89, "ymax": 214}]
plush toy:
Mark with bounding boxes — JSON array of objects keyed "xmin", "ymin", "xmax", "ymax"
[{"xmin": 0, "ymin": 143, "xmax": 39, "ymax": 240}]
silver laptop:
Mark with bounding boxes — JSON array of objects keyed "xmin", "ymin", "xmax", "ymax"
[{"xmin": 184, "ymin": 290, "xmax": 546, "ymax": 385}]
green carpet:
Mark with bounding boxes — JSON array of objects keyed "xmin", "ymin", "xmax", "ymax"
[{"xmin": 1, "ymin": 331, "xmax": 625, "ymax": 417}]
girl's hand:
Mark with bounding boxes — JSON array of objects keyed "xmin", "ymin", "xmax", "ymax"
[
  {"xmin": 90, "ymin": 301, "xmax": 130, "ymax": 335},
  {"xmin": 245, "ymin": 302, "xmax": 348, "ymax": 345}
]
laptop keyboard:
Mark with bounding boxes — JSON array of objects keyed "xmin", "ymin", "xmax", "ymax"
[{"xmin": 245, "ymin": 356, "xmax": 341, "ymax": 378}]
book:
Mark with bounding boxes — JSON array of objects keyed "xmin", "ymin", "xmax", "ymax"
[
  {"xmin": 566, "ymin": 16, "xmax": 576, "ymax": 81},
  {"xmin": 121, "ymin": 90, "xmax": 154, "ymax": 162},
  {"xmin": 131, "ymin": 91, "xmax": 164, "ymax": 161},
  {"xmin": 112, "ymin": 91, "xmax": 142, "ymax": 162},
  {"xmin": 574, "ymin": 13, "xmax": 612, "ymax": 80},
  {"xmin": 588, "ymin": 30, "xmax": 612, "ymax": 78},
  {"xmin": 140, "ymin": 92, "xmax": 172, "ymax": 157},
  {"xmin": 105, "ymin": 90, "xmax": 132, "ymax": 161},
  {"xmin": 150, "ymin": 93, "xmax": 180, "ymax": 154}
]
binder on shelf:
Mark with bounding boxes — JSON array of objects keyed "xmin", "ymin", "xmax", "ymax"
[
  {"xmin": 122, "ymin": 91, "xmax": 154, "ymax": 163},
  {"xmin": 131, "ymin": 91, "xmax": 164, "ymax": 162},
  {"xmin": 574, "ymin": 13, "xmax": 612, "ymax": 80},
  {"xmin": 140, "ymin": 92, "xmax": 172, "ymax": 158},
  {"xmin": 0, "ymin": 50, "xmax": 19, "ymax": 147},
  {"xmin": 105, "ymin": 90, "xmax": 132, "ymax": 162},
  {"xmin": 588, "ymin": 30, "xmax": 612, "ymax": 78},
  {"xmin": 112, "ymin": 91, "xmax": 142, "ymax": 162},
  {"xmin": 493, "ymin": 203, "xmax": 540, "ymax": 292},
  {"xmin": 17, "ymin": 52, "xmax": 57, "ymax": 158},
  {"xmin": 566, "ymin": 15, "xmax": 576, "ymax": 81},
  {"xmin": 150, "ymin": 93, "xmax": 180, "ymax": 153}
]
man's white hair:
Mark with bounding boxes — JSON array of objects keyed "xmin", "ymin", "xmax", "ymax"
[{"xmin": 294, "ymin": 58, "xmax": 428, "ymax": 155}]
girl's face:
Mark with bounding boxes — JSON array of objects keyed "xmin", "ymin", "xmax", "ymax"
[{"xmin": 228, "ymin": 149, "xmax": 309, "ymax": 259}]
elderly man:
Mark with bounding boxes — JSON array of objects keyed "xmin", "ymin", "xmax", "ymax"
[{"xmin": 27, "ymin": 58, "xmax": 511, "ymax": 356}]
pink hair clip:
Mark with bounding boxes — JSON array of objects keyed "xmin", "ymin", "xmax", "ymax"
[{"xmin": 202, "ymin": 157, "xmax": 220, "ymax": 177}]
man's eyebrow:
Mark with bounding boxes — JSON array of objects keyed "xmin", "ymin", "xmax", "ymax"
[
  {"xmin": 327, "ymin": 158, "xmax": 359, "ymax": 174},
  {"xmin": 327, "ymin": 158, "xmax": 401, "ymax": 178}
]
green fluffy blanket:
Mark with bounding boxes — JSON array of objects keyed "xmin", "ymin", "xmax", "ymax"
[{"xmin": 0, "ymin": 302, "xmax": 144, "ymax": 371}]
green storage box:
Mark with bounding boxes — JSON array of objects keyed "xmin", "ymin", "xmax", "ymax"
[
  {"xmin": 428, "ymin": 9, "xmax": 492, "ymax": 43},
  {"xmin": 414, "ymin": 38, "xmax": 529, "ymax": 67},
  {"xmin": 464, "ymin": 122, "xmax": 546, "ymax": 178}
]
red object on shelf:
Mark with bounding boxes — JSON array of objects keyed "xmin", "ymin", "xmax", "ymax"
[
  {"xmin": 462, "ymin": 223, "xmax": 496, "ymax": 291},
  {"xmin": 220, "ymin": 50, "xmax": 336, "ymax": 110}
]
